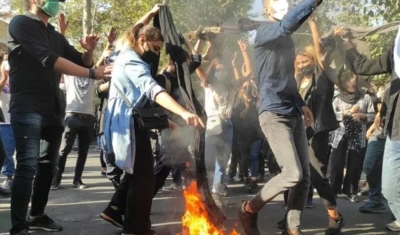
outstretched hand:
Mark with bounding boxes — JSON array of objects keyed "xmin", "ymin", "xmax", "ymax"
[
  {"xmin": 104, "ymin": 27, "xmax": 118, "ymax": 44},
  {"xmin": 80, "ymin": 34, "xmax": 100, "ymax": 52},
  {"xmin": 58, "ymin": 13, "xmax": 69, "ymax": 35}
]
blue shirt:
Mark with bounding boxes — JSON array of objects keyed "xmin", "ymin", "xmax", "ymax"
[
  {"xmin": 254, "ymin": 0, "xmax": 318, "ymax": 115},
  {"xmin": 103, "ymin": 47, "xmax": 164, "ymax": 174}
]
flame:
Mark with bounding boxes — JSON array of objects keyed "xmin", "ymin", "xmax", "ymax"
[{"xmin": 181, "ymin": 181, "xmax": 240, "ymax": 235}]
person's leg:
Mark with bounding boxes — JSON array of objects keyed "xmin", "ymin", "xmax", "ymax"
[
  {"xmin": 53, "ymin": 116, "xmax": 77, "ymax": 187},
  {"xmin": 329, "ymin": 139, "xmax": 348, "ymax": 195},
  {"xmin": 171, "ymin": 166, "xmax": 182, "ymax": 185},
  {"xmin": 249, "ymin": 140, "xmax": 262, "ymax": 178},
  {"xmin": 9, "ymin": 111, "xmax": 43, "ymax": 233},
  {"xmin": 100, "ymin": 149, "xmax": 107, "ymax": 169},
  {"xmin": 381, "ymin": 136, "xmax": 400, "ymax": 231},
  {"xmin": 153, "ymin": 152, "xmax": 172, "ymax": 196},
  {"xmin": 30, "ymin": 116, "xmax": 64, "ymax": 219},
  {"xmin": 1, "ymin": 124, "xmax": 16, "ymax": 189},
  {"xmin": 74, "ymin": 117, "xmax": 95, "ymax": 184},
  {"xmin": 241, "ymin": 112, "xmax": 309, "ymax": 234},
  {"xmin": 205, "ymin": 134, "xmax": 217, "ymax": 190},
  {"xmin": 346, "ymin": 147, "xmax": 366, "ymax": 199},
  {"xmin": 229, "ymin": 129, "xmax": 240, "ymax": 179},
  {"xmin": 360, "ymin": 136, "xmax": 386, "ymax": 212}
]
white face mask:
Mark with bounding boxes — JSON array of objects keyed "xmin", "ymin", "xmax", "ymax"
[{"xmin": 269, "ymin": 0, "xmax": 289, "ymax": 20}]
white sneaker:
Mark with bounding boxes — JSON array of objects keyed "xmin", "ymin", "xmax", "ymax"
[
  {"xmin": 1, "ymin": 178, "xmax": 12, "ymax": 191},
  {"xmin": 230, "ymin": 176, "xmax": 241, "ymax": 182}
]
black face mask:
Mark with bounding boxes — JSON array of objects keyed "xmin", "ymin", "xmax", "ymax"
[
  {"xmin": 141, "ymin": 43, "xmax": 160, "ymax": 78},
  {"xmin": 299, "ymin": 64, "xmax": 314, "ymax": 76}
]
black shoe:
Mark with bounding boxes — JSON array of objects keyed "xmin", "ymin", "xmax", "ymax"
[
  {"xmin": 245, "ymin": 179, "xmax": 259, "ymax": 193},
  {"xmin": 238, "ymin": 201, "xmax": 260, "ymax": 235},
  {"xmin": 282, "ymin": 230, "xmax": 304, "ymax": 235},
  {"xmin": 277, "ymin": 218, "xmax": 286, "ymax": 230},
  {"xmin": 28, "ymin": 214, "xmax": 63, "ymax": 232},
  {"xmin": 72, "ymin": 179, "xmax": 88, "ymax": 189},
  {"xmin": 325, "ymin": 214, "xmax": 345, "ymax": 235},
  {"xmin": 51, "ymin": 176, "xmax": 61, "ymax": 190},
  {"xmin": 0, "ymin": 187, "xmax": 11, "ymax": 197},
  {"xmin": 100, "ymin": 206, "xmax": 124, "ymax": 228},
  {"xmin": 10, "ymin": 229, "xmax": 31, "ymax": 235}
]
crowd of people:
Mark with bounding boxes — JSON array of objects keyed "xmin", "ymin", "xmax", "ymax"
[{"xmin": 1, "ymin": 0, "xmax": 400, "ymax": 235}]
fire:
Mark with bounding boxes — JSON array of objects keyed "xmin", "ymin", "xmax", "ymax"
[{"xmin": 181, "ymin": 181, "xmax": 241, "ymax": 235}]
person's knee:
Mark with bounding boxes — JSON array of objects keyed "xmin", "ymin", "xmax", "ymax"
[{"xmin": 281, "ymin": 169, "xmax": 303, "ymax": 186}]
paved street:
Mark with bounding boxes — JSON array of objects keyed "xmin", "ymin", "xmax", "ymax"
[{"xmin": 0, "ymin": 150, "xmax": 393, "ymax": 235}]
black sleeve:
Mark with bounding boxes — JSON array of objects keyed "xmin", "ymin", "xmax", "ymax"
[
  {"xmin": 345, "ymin": 47, "xmax": 393, "ymax": 76},
  {"xmin": 60, "ymin": 35, "xmax": 88, "ymax": 67},
  {"xmin": 8, "ymin": 15, "xmax": 59, "ymax": 70}
]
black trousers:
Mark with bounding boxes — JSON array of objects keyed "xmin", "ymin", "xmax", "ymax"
[
  {"xmin": 330, "ymin": 137, "xmax": 366, "ymax": 196},
  {"xmin": 153, "ymin": 155, "xmax": 186, "ymax": 197},
  {"xmin": 109, "ymin": 128, "xmax": 155, "ymax": 234},
  {"xmin": 309, "ymin": 131, "xmax": 337, "ymax": 209}
]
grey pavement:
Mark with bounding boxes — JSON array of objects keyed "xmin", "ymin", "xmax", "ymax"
[{"xmin": 0, "ymin": 150, "xmax": 393, "ymax": 235}]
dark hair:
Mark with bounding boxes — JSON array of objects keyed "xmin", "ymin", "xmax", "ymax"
[{"xmin": 125, "ymin": 23, "xmax": 164, "ymax": 48}]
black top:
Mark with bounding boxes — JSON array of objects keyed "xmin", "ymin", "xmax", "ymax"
[
  {"xmin": 232, "ymin": 100, "xmax": 262, "ymax": 142},
  {"xmin": 345, "ymin": 47, "xmax": 400, "ymax": 140},
  {"xmin": 8, "ymin": 12, "xmax": 89, "ymax": 117},
  {"xmin": 303, "ymin": 64, "xmax": 339, "ymax": 134}
]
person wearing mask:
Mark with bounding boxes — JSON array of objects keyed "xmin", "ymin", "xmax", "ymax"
[
  {"xmin": 280, "ymin": 15, "xmax": 345, "ymax": 234},
  {"xmin": 7, "ymin": 0, "xmax": 112, "ymax": 234},
  {"xmin": 99, "ymin": 5, "xmax": 204, "ymax": 235},
  {"xmin": 237, "ymin": 0, "xmax": 321, "ymax": 234},
  {"xmin": 343, "ymin": 28, "xmax": 400, "ymax": 231}
]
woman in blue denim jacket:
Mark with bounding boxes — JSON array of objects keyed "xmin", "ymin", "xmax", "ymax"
[{"xmin": 99, "ymin": 8, "xmax": 204, "ymax": 235}]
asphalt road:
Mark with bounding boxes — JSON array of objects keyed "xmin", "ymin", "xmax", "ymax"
[{"xmin": 0, "ymin": 150, "xmax": 393, "ymax": 235}]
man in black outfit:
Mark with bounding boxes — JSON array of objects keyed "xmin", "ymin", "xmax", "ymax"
[{"xmin": 7, "ymin": 0, "xmax": 110, "ymax": 234}]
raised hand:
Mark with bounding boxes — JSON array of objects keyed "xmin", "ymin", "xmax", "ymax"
[
  {"xmin": 237, "ymin": 39, "xmax": 248, "ymax": 52},
  {"xmin": 80, "ymin": 34, "xmax": 100, "ymax": 52},
  {"xmin": 104, "ymin": 27, "xmax": 118, "ymax": 44},
  {"xmin": 58, "ymin": 13, "xmax": 69, "ymax": 35}
]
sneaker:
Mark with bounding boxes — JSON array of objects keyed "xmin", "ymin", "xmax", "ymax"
[
  {"xmin": 359, "ymin": 202, "xmax": 386, "ymax": 213},
  {"xmin": 244, "ymin": 179, "xmax": 259, "ymax": 193},
  {"xmin": 386, "ymin": 220, "xmax": 400, "ymax": 232},
  {"xmin": 100, "ymin": 206, "xmax": 124, "ymax": 228},
  {"xmin": 28, "ymin": 214, "xmax": 63, "ymax": 232},
  {"xmin": 72, "ymin": 179, "xmax": 88, "ymax": 189},
  {"xmin": 10, "ymin": 229, "xmax": 31, "ymax": 235},
  {"xmin": 305, "ymin": 199, "xmax": 314, "ymax": 209},
  {"xmin": 212, "ymin": 184, "xmax": 228, "ymax": 197},
  {"xmin": 162, "ymin": 183, "xmax": 183, "ymax": 191},
  {"xmin": 238, "ymin": 201, "xmax": 260, "ymax": 235},
  {"xmin": 51, "ymin": 176, "xmax": 61, "ymax": 190},
  {"xmin": 0, "ymin": 187, "xmax": 11, "ymax": 197},
  {"xmin": 230, "ymin": 175, "xmax": 241, "ymax": 182},
  {"xmin": 282, "ymin": 230, "xmax": 304, "ymax": 235},
  {"xmin": 325, "ymin": 214, "xmax": 345, "ymax": 235},
  {"xmin": 359, "ymin": 187, "xmax": 369, "ymax": 196},
  {"xmin": 347, "ymin": 194, "xmax": 359, "ymax": 203},
  {"xmin": 1, "ymin": 178, "xmax": 12, "ymax": 191}
]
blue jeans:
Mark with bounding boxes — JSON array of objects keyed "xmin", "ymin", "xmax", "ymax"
[
  {"xmin": 239, "ymin": 139, "xmax": 262, "ymax": 178},
  {"xmin": 10, "ymin": 110, "xmax": 64, "ymax": 233},
  {"xmin": 382, "ymin": 136, "xmax": 400, "ymax": 221},
  {"xmin": 363, "ymin": 136, "xmax": 385, "ymax": 204},
  {"xmin": 1, "ymin": 125, "xmax": 15, "ymax": 177},
  {"xmin": 205, "ymin": 120, "xmax": 233, "ymax": 190}
]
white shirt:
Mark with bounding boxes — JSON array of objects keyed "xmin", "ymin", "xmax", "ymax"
[
  {"xmin": 64, "ymin": 75, "xmax": 95, "ymax": 115},
  {"xmin": 0, "ymin": 76, "xmax": 11, "ymax": 124}
]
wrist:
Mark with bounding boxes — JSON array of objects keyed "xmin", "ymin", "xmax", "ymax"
[{"xmin": 88, "ymin": 68, "xmax": 96, "ymax": 79}]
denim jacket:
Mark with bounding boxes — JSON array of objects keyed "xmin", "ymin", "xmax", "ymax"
[{"xmin": 103, "ymin": 46, "xmax": 164, "ymax": 173}]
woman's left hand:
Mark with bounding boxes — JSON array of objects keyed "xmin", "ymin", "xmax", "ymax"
[{"xmin": 181, "ymin": 111, "xmax": 205, "ymax": 128}]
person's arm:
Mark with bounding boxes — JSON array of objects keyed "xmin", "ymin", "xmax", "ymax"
[
  {"xmin": 308, "ymin": 14, "xmax": 325, "ymax": 70},
  {"xmin": 294, "ymin": 92, "xmax": 307, "ymax": 109},
  {"xmin": 238, "ymin": 40, "xmax": 253, "ymax": 77},
  {"xmin": 254, "ymin": 0, "xmax": 320, "ymax": 47},
  {"xmin": 232, "ymin": 52, "xmax": 241, "ymax": 80},
  {"xmin": 394, "ymin": 24, "xmax": 400, "ymax": 77},
  {"xmin": 134, "ymin": 4, "xmax": 161, "ymax": 27},
  {"xmin": 0, "ymin": 63, "xmax": 7, "ymax": 91},
  {"xmin": 345, "ymin": 42, "xmax": 392, "ymax": 76}
]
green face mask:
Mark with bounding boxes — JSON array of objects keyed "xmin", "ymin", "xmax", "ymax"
[{"xmin": 38, "ymin": 0, "xmax": 60, "ymax": 17}]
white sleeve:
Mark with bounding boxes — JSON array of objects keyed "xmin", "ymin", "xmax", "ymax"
[{"xmin": 394, "ymin": 24, "xmax": 400, "ymax": 78}]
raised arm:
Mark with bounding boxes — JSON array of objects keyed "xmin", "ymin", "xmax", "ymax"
[
  {"xmin": 238, "ymin": 39, "xmax": 253, "ymax": 77},
  {"xmin": 254, "ymin": 0, "xmax": 320, "ymax": 47},
  {"xmin": 134, "ymin": 4, "xmax": 161, "ymax": 27},
  {"xmin": 308, "ymin": 13, "xmax": 324, "ymax": 70}
]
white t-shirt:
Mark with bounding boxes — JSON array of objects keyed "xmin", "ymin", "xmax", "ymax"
[
  {"xmin": 204, "ymin": 86, "xmax": 235, "ymax": 119},
  {"xmin": 64, "ymin": 75, "xmax": 95, "ymax": 115}
]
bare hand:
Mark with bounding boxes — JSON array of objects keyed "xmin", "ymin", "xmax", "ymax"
[
  {"xmin": 333, "ymin": 26, "xmax": 347, "ymax": 36},
  {"xmin": 94, "ymin": 65, "xmax": 114, "ymax": 80},
  {"xmin": 350, "ymin": 106, "xmax": 360, "ymax": 114},
  {"xmin": 104, "ymin": 27, "xmax": 118, "ymax": 44},
  {"xmin": 181, "ymin": 111, "xmax": 205, "ymax": 128},
  {"xmin": 80, "ymin": 34, "xmax": 100, "ymax": 52},
  {"xmin": 351, "ymin": 113, "xmax": 363, "ymax": 121},
  {"xmin": 58, "ymin": 13, "xmax": 69, "ymax": 35},
  {"xmin": 238, "ymin": 39, "xmax": 247, "ymax": 52},
  {"xmin": 150, "ymin": 4, "xmax": 162, "ymax": 15},
  {"xmin": 302, "ymin": 106, "xmax": 314, "ymax": 128}
]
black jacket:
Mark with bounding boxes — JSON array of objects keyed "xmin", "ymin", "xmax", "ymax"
[{"xmin": 346, "ymin": 47, "xmax": 400, "ymax": 140}]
